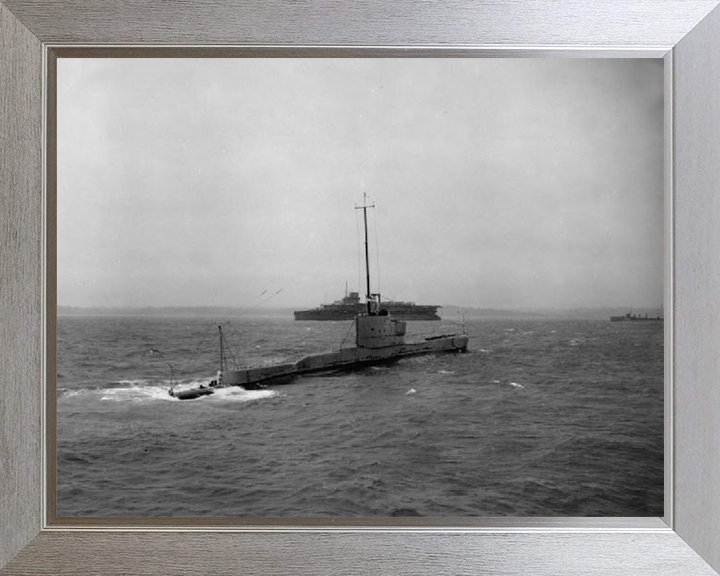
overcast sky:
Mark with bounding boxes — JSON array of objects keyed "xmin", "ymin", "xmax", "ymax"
[{"xmin": 58, "ymin": 58, "xmax": 663, "ymax": 309}]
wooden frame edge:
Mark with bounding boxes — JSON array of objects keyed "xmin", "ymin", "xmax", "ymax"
[{"xmin": 0, "ymin": 1, "xmax": 43, "ymax": 568}]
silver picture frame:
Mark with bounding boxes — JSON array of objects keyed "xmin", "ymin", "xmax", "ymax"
[{"xmin": 2, "ymin": 1, "xmax": 720, "ymax": 574}]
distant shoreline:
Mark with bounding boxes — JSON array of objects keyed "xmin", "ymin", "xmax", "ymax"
[{"xmin": 57, "ymin": 305, "xmax": 663, "ymax": 321}]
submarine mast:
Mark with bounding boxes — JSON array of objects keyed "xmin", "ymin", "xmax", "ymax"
[
  {"xmin": 356, "ymin": 193, "xmax": 375, "ymax": 315},
  {"xmin": 218, "ymin": 325, "xmax": 227, "ymax": 373}
]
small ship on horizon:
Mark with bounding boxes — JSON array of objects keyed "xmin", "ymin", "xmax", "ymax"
[
  {"xmin": 293, "ymin": 288, "xmax": 441, "ymax": 321},
  {"xmin": 610, "ymin": 311, "xmax": 664, "ymax": 322}
]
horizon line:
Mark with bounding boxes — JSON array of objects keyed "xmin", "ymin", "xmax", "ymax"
[{"xmin": 57, "ymin": 304, "xmax": 665, "ymax": 311}]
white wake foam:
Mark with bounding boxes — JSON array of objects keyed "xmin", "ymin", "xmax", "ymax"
[
  {"xmin": 100, "ymin": 383, "xmax": 177, "ymax": 402},
  {"xmin": 206, "ymin": 388, "xmax": 277, "ymax": 403},
  {"xmin": 93, "ymin": 379, "xmax": 277, "ymax": 402}
]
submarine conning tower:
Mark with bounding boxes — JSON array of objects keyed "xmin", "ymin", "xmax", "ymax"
[
  {"xmin": 354, "ymin": 194, "xmax": 407, "ymax": 349},
  {"xmin": 356, "ymin": 295, "xmax": 407, "ymax": 348}
]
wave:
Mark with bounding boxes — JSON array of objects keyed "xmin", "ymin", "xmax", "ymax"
[
  {"xmin": 60, "ymin": 379, "xmax": 159, "ymax": 393},
  {"xmin": 99, "ymin": 383, "xmax": 179, "ymax": 402},
  {"xmin": 57, "ymin": 388, "xmax": 86, "ymax": 399},
  {"xmin": 59, "ymin": 380, "xmax": 278, "ymax": 404},
  {"xmin": 205, "ymin": 388, "xmax": 277, "ymax": 403},
  {"xmin": 487, "ymin": 379, "xmax": 524, "ymax": 389}
]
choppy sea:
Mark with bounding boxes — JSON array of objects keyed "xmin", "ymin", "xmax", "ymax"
[{"xmin": 56, "ymin": 316, "xmax": 663, "ymax": 517}]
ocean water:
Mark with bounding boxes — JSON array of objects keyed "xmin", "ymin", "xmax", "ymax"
[{"xmin": 56, "ymin": 316, "xmax": 663, "ymax": 517}]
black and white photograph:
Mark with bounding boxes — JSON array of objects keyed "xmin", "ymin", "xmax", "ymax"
[{"xmin": 56, "ymin": 57, "xmax": 664, "ymax": 518}]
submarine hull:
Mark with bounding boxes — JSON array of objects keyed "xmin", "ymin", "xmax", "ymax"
[
  {"xmin": 223, "ymin": 334, "xmax": 469, "ymax": 389},
  {"xmin": 171, "ymin": 387, "xmax": 215, "ymax": 400},
  {"xmin": 172, "ymin": 334, "xmax": 469, "ymax": 399}
]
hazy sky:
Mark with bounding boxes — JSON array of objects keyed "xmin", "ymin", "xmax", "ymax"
[{"xmin": 58, "ymin": 58, "xmax": 664, "ymax": 309}]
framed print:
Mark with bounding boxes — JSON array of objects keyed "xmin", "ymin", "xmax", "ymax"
[{"xmin": 2, "ymin": 1, "xmax": 720, "ymax": 575}]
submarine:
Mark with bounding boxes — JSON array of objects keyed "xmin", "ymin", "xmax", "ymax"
[{"xmin": 169, "ymin": 196, "xmax": 468, "ymax": 400}]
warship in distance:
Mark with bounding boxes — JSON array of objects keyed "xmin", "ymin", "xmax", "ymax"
[
  {"xmin": 169, "ymin": 196, "xmax": 469, "ymax": 400},
  {"xmin": 293, "ymin": 288, "xmax": 441, "ymax": 321},
  {"xmin": 610, "ymin": 311, "xmax": 663, "ymax": 322}
]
